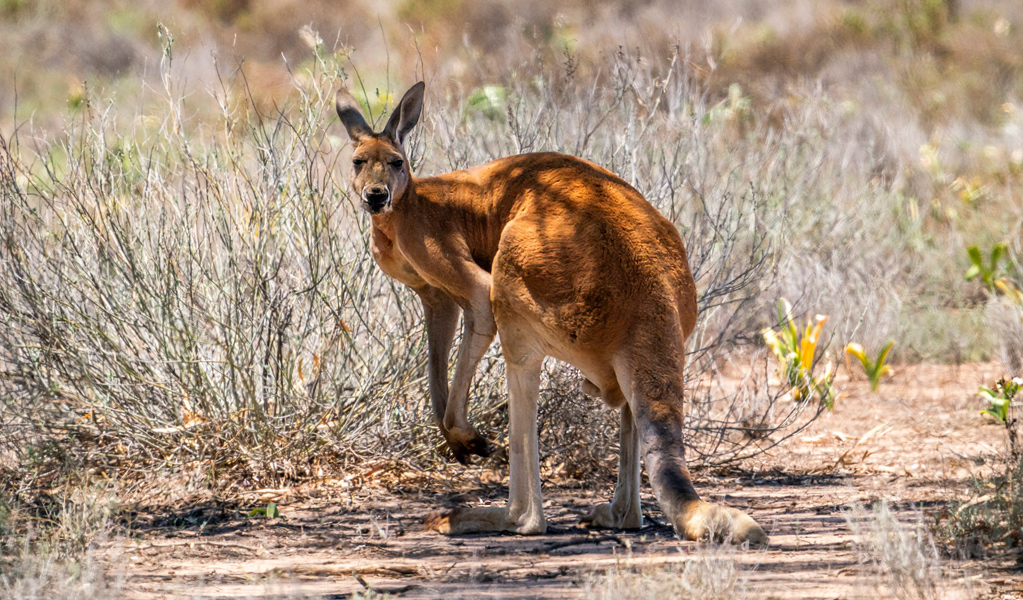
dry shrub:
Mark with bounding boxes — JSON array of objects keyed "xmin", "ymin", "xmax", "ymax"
[
  {"xmin": 0, "ymin": 39, "xmax": 840, "ymax": 487},
  {"xmin": 0, "ymin": 46, "xmax": 410, "ymax": 486}
]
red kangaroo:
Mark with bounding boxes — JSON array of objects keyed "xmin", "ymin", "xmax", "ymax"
[{"xmin": 335, "ymin": 80, "xmax": 767, "ymax": 544}]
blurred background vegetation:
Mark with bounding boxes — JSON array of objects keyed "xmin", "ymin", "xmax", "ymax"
[{"xmin": 6, "ymin": 0, "xmax": 1023, "ymax": 134}]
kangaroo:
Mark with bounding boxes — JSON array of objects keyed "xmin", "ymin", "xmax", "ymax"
[{"xmin": 335, "ymin": 80, "xmax": 768, "ymax": 544}]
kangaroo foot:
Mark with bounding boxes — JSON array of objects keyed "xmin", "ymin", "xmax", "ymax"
[
  {"xmin": 424, "ymin": 506, "xmax": 545, "ymax": 535},
  {"xmin": 679, "ymin": 500, "xmax": 768, "ymax": 546},
  {"xmin": 580, "ymin": 502, "xmax": 643, "ymax": 530}
]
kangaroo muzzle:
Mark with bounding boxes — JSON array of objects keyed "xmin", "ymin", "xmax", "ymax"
[{"xmin": 362, "ymin": 186, "xmax": 391, "ymax": 214}]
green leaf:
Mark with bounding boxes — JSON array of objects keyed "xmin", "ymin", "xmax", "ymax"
[
  {"xmin": 992, "ymin": 243, "xmax": 1008, "ymax": 269},
  {"xmin": 967, "ymin": 245, "xmax": 983, "ymax": 267},
  {"xmin": 784, "ymin": 319, "xmax": 798, "ymax": 346},
  {"xmin": 981, "ymin": 408, "xmax": 1005, "ymax": 423},
  {"xmin": 876, "ymin": 340, "xmax": 896, "ymax": 368},
  {"xmin": 964, "ymin": 264, "xmax": 981, "ymax": 281},
  {"xmin": 248, "ymin": 503, "xmax": 280, "ymax": 519}
]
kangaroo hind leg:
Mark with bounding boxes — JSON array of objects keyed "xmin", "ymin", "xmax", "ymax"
[{"xmin": 617, "ymin": 351, "xmax": 768, "ymax": 545}]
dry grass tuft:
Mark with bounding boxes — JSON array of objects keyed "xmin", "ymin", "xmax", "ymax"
[
  {"xmin": 584, "ymin": 545, "xmax": 754, "ymax": 600},
  {"xmin": 847, "ymin": 501, "xmax": 975, "ymax": 600},
  {"xmin": 0, "ymin": 485, "xmax": 123, "ymax": 600},
  {"xmin": 987, "ymin": 298, "xmax": 1023, "ymax": 375}
]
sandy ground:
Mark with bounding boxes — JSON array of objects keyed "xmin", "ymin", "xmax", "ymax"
[{"xmin": 102, "ymin": 363, "xmax": 1023, "ymax": 599}]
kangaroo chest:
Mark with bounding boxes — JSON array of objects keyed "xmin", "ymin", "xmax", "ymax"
[{"xmin": 370, "ymin": 221, "xmax": 427, "ymax": 289}]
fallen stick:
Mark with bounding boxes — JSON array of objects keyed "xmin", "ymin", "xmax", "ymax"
[
  {"xmin": 530, "ymin": 534, "xmax": 623, "ymax": 553},
  {"xmin": 355, "ymin": 574, "xmax": 422, "ymax": 596},
  {"xmin": 129, "ymin": 540, "xmax": 260, "ymax": 553}
]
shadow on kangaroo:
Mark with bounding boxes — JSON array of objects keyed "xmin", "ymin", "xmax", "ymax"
[{"xmin": 335, "ymin": 79, "xmax": 767, "ymax": 545}]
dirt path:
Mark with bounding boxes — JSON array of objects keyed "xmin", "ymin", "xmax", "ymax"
[{"xmin": 104, "ymin": 363, "xmax": 1023, "ymax": 599}]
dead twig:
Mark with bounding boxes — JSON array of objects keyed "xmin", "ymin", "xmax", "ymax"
[
  {"xmin": 355, "ymin": 573, "xmax": 422, "ymax": 596},
  {"xmin": 129, "ymin": 540, "xmax": 260, "ymax": 553},
  {"xmin": 530, "ymin": 534, "xmax": 623, "ymax": 553}
]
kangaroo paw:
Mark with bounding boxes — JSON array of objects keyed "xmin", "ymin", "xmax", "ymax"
[{"xmin": 445, "ymin": 426, "xmax": 492, "ymax": 465}]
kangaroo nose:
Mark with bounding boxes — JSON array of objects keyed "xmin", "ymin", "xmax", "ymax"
[{"xmin": 362, "ymin": 186, "xmax": 390, "ymax": 213}]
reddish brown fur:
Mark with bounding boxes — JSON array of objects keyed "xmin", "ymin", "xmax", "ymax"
[{"xmin": 335, "ymin": 81, "xmax": 767, "ymax": 544}]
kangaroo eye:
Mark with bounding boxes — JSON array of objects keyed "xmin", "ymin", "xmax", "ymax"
[
  {"xmin": 389, "ymin": 159, "xmax": 404, "ymax": 169},
  {"xmin": 353, "ymin": 158, "xmax": 367, "ymax": 166}
]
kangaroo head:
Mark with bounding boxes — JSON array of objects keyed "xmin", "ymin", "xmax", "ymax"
[{"xmin": 335, "ymin": 81, "xmax": 425, "ymax": 215}]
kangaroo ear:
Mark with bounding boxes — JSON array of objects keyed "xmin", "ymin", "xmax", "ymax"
[
  {"xmin": 335, "ymin": 87, "xmax": 374, "ymax": 142},
  {"xmin": 382, "ymin": 81, "xmax": 425, "ymax": 145}
]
